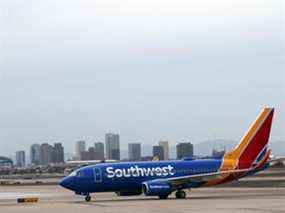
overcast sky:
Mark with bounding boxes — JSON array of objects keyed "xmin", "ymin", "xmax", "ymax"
[{"xmin": 0, "ymin": 0, "xmax": 284, "ymax": 157}]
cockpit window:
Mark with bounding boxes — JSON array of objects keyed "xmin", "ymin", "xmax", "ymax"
[
  {"xmin": 69, "ymin": 171, "xmax": 77, "ymax": 177},
  {"xmin": 77, "ymin": 170, "xmax": 86, "ymax": 177}
]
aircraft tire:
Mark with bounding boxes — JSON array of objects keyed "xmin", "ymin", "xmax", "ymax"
[
  {"xmin": 175, "ymin": 190, "xmax": 186, "ymax": 199},
  {"xmin": 85, "ymin": 194, "xmax": 91, "ymax": 202}
]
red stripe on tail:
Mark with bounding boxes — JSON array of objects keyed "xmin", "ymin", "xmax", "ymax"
[{"xmin": 238, "ymin": 109, "xmax": 274, "ymax": 169}]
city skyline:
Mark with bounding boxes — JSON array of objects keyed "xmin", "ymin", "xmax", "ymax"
[
  {"xmin": 5, "ymin": 135, "xmax": 285, "ymax": 161},
  {"xmin": 11, "ymin": 139, "xmax": 197, "ymax": 166},
  {"xmin": 10, "ymin": 135, "xmax": 285, "ymax": 164}
]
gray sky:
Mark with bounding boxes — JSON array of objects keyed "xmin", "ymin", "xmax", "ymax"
[{"xmin": 0, "ymin": 0, "xmax": 284, "ymax": 157}]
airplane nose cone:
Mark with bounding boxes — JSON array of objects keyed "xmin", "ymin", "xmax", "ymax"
[{"xmin": 59, "ymin": 177, "xmax": 72, "ymax": 190}]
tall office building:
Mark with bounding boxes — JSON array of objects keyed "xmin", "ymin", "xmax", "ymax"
[
  {"xmin": 53, "ymin": 143, "xmax": 64, "ymax": 163},
  {"xmin": 105, "ymin": 133, "xmax": 120, "ymax": 160},
  {"xmin": 159, "ymin": 141, "xmax": 170, "ymax": 160},
  {"xmin": 176, "ymin": 142, "xmax": 194, "ymax": 159},
  {"xmin": 40, "ymin": 143, "xmax": 53, "ymax": 165},
  {"xmin": 94, "ymin": 142, "xmax": 104, "ymax": 160},
  {"xmin": 128, "ymin": 143, "xmax": 141, "ymax": 161},
  {"xmin": 30, "ymin": 143, "xmax": 41, "ymax": 165},
  {"xmin": 75, "ymin": 140, "xmax": 86, "ymax": 160},
  {"xmin": 152, "ymin": 146, "xmax": 164, "ymax": 160},
  {"xmin": 81, "ymin": 147, "xmax": 96, "ymax": 160},
  {"xmin": 16, "ymin": 151, "xmax": 25, "ymax": 167}
]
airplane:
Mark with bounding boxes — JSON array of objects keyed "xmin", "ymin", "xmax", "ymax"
[{"xmin": 60, "ymin": 107, "xmax": 275, "ymax": 202}]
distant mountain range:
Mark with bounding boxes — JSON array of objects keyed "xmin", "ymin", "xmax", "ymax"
[
  {"xmin": 270, "ymin": 141, "xmax": 285, "ymax": 156},
  {"xmin": 193, "ymin": 139, "xmax": 237, "ymax": 156},
  {"xmin": 193, "ymin": 139, "xmax": 285, "ymax": 156}
]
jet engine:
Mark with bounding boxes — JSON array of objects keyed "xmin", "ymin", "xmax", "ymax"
[{"xmin": 142, "ymin": 180, "xmax": 172, "ymax": 196}]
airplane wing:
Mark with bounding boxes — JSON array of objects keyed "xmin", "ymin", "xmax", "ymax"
[{"xmin": 166, "ymin": 168, "xmax": 252, "ymax": 186}]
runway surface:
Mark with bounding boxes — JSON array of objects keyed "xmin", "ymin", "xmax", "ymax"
[{"xmin": 0, "ymin": 185, "xmax": 284, "ymax": 213}]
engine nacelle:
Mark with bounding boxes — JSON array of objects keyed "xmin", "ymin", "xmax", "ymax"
[{"xmin": 142, "ymin": 181, "xmax": 172, "ymax": 196}]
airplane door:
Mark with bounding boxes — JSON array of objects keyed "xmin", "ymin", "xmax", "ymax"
[{"xmin": 93, "ymin": 167, "xmax": 102, "ymax": 183}]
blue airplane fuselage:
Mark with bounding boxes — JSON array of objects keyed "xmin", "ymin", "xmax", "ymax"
[{"xmin": 60, "ymin": 159, "xmax": 223, "ymax": 194}]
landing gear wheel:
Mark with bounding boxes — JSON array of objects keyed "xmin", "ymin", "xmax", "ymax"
[
  {"xmin": 175, "ymin": 190, "xmax": 186, "ymax": 199},
  {"xmin": 85, "ymin": 194, "xmax": 91, "ymax": 202},
  {"xmin": 158, "ymin": 194, "xmax": 169, "ymax": 199}
]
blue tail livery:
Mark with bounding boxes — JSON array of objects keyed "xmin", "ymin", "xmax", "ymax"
[{"xmin": 59, "ymin": 107, "xmax": 274, "ymax": 201}]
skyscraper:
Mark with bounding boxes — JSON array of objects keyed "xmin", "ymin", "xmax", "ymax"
[
  {"xmin": 30, "ymin": 143, "xmax": 41, "ymax": 165},
  {"xmin": 53, "ymin": 143, "xmax": 64, "ymax": 163},
  {"xmin": 152, "ymin": 146, "xmax": 164, "ymax": 160},
  {"xmin": 94, "ymin": 142, "xmax": 104, "ymax": 160},
  {"xmin": 159, "ymin": 141, "xmax": 170, "ymax": 160},
  {"xmin": 40, "ymin": 143, "xmax": 53, "ymax": 165},
  {"xmin": 75, "ymin": 140, "xmax": 86, "ymax": 160},
  {"xmin": 81, "ymin": 147, "xmax": 96, "ymax": 160},
  {"xmin": 16, "ymin": 151, "xmax": 25, "ymax": 167},
  {"xmin": 105, "ymin": 133, "xmax": 120, "ymax": 160},
  {"xmin": 128, "ymin": 143, "xmax": 141, "ymax": 161},
  {"xmin": 176, "ymin": 142, "xmax": 194, "ymax": 159}
]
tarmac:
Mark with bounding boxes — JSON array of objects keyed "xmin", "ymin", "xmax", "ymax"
[{"xmin": 0, "ymin": 185, "xmax": 285, "ymax": 213}]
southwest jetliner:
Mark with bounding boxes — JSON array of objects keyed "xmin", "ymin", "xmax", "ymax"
[{"xmin": 60, "ymin": 108, "xmax": 274, "ymax": 201}]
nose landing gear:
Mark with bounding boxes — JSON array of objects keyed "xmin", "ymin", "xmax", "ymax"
[{"xmin": 85, "ymin": 194, "xmax": 91, "ymax": 202}]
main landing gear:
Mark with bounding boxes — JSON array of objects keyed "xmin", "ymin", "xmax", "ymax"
[
  {"xmin": 85, "ymin": 194, "xmax": 91, "ymax": 202},
  {"xmin": 158, "ymin": 190, "xmax": 187, "ymax": 200},
  {"xmin": 158, "ymin": 194, "xmax": 169, "ymax": 199},
  {"xmin": 175, "ymin": 190, "xmax": 186, "ymax": 199}
]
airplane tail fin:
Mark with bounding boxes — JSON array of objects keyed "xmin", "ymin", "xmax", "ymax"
[{"xmin": 223, "ymin": 107, "xmax": 274, "ymax": 170}]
